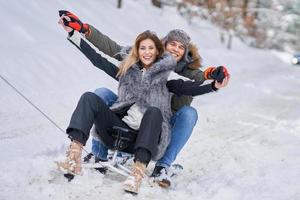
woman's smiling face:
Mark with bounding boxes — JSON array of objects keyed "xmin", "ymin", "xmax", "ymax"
[{"xmin": 138, "ymin": 38, "xmax": 158, "ymax": 68}]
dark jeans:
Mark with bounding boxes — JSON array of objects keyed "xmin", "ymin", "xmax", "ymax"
[{"xmin": 66, "ymin": 92, "xmax": 163, "ymax": 163}]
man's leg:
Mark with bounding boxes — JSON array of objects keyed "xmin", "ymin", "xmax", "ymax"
[
  {"xmin": 91, "ymin": 139, "xmax": 110, "ymax": 161},
  {"xmin": 151, "ymin": 106, "xmax": 198, "ymax": 177},
  {"xmin": 94, "ymin": 87, "xmax": 118, "ymax": 106}
]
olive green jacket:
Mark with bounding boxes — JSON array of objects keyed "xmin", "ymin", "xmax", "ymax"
[{"xmin": 86, "ymin": 25, "xmax": 206, "ymax": 112}]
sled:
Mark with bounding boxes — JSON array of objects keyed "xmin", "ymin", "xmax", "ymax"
[{"xmin": 57, "ymin": 126, "xmax": 183, "ymax": 186}]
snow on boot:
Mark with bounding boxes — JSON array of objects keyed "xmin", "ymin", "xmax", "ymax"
[
  {"xmin": 150, "ymin": 164, "xmax": 183, "ymax": 188},
  {"xmin": 123, "ymin": 161, "xmax": 146, "ymax": 194},
  {"xmin": 56, "ymin": 141, "xmax": 83, "ymax": 175},
  {"xmin": 150, "ymin": 165, "xmax": 171, "ymax": 188}
]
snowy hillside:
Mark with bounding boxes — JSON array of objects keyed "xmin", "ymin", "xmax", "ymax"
[{"xmin": 1, "ymin": 0, "xmax": 300, "ymax": 199}]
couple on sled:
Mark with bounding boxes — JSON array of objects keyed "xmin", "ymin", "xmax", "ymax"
[{"xmin": 56, "ymin": 10, "xmax": 230, "ymax": 194}]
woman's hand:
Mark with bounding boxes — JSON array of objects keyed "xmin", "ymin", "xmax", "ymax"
[
  {"xmin": 58, "ymin": 16, "xmax": 73, "ymax": 33},
  {"xmin": 214, "ymin": 74, "xmax": 230, "ymax": 89},
  {"xmin": 58, "ymin": 10, "xmax": 90, "ymax": 35}
]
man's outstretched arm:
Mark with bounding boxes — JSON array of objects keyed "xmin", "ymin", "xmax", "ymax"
[{"xmin": 85, "ymin": 25, "xmax": 124, "ymax": 61}]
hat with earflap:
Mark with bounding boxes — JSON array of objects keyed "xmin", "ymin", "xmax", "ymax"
[{"xmin": 162, "ymin": 29, "xmax": 192, "ymax": 62}]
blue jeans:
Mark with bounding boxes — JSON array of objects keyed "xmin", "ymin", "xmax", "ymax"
[
  {"xmin": 156, "ymin": 105, "xmax": 198, "ymax": 168},
  {"xmin": 93, "ymin": 88, "xmax": 198, "ymax": 167}
]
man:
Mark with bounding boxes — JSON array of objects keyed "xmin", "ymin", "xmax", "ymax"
[{"xmin": 58, "ymin": 10, "xmax": 229, "ymax": 187}]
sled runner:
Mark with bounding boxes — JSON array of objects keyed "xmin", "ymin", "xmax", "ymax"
[
  {"xmin": 82, "ymin": 153, "xmax": 183, "ymax": 188},
  {"xmin": 56, "ymin": 126, "xmax": 183, "ymax": 187},
  {"xmin": 58, "ymin": 126, "xmax": 136, "ymax": 181}
]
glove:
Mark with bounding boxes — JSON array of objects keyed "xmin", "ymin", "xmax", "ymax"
[
  {"xmin": 204, "ymin": 66, "xmax": 229, "ymax": 83},
  {"xmin": 58, "ymin": 10, "xmax": 90, "ymax": 35},
  {"xmin": 203, "ymin": 66, "xmax": 215, "ymax": 80}
]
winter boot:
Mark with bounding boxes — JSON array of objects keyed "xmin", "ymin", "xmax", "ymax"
[
  {"xmin": 150, "ymin": 165, "xmax": 171, "ymax": 188},
  {"xmin": 56, "ymin": 140, "xmax": 83, "ymax": 175},
  {"xmin": 123, "ymin": 161, "xmax": 146, "ymax": 194}
]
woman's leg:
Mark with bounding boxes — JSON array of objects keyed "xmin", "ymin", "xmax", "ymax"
[
  {"xmin": 66, "ymin": 92, "xmax": 110, "ymax": 145},
  {"xmin": 92, "ymin": 88, "xmax": 118, "ymax": 160},
  {"xmin": 58, "ymin": 92, "xmax": 126, "ymax": 174},
  {"xmin": 124, "ymin": 106, "xmax": 163, "ymax": 194},
  {"xmin": 134, "ymin": 106, "xmax": 163, "ymax": 164}
]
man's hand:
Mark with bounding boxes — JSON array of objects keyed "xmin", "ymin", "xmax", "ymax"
[
  {"xmin": 214, "ymin": 74, "xmax": 230, "ymax": 89},
  {"xmin": 204, "ymin": 66, "xmax": 229, "ymax": 83}
]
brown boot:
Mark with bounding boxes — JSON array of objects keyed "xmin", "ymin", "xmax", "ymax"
[
  {"xmin": 123, "ymin": 161, "xmax": 146, "ymax": 194},
  {"xmin": 56, "ymin": 141, "xmax": 83, "ymax": 175}
]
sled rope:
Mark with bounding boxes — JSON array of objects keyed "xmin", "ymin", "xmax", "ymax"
[
  {"xmin": 0, "ymin": 74, "xmax": 89, "ymax": 153},
  {"xmin": 0, "ymin": 74, "xmax": 66, "ymax": 134}
]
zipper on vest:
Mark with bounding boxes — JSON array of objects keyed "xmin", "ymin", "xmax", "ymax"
[{"xmin": 141, "ymin": 68, "xmax": 146, "ymax": 80}]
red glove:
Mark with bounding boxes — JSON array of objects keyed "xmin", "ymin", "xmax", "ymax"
[
  {"xmin": 204, "ymin": 66, "xmax": 229, "ymax": 83},
  {"xmin": 58, "ymin": 10, "xmax": 90, "ymax": 35},
  {"xmin": 204, "ymin": 66, "xmax": 215, "ymax": 80}
]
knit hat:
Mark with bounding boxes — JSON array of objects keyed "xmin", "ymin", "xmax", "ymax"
[{"xmin": 163, "ymin": 29, "xmax": 191, "ymax": 49}]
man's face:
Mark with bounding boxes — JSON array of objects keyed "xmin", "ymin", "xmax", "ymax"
[{"xmin": 165, "ymin": 41, "xmax": 185, "ymax": 62}]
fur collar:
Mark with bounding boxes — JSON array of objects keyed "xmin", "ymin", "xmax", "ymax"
[
  {"xmin": 128, "ymin": 52, "xmax": 176, "ymax": 77},
  {"xmin": 186, "ymin": 43, "xmax": 202, "ymax": 69}
]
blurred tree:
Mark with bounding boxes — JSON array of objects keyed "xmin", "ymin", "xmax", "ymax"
[
  {"xmin": 284, "ymin": 0, "xmax": 300, "ymax": 51},
  {"xmin": 152, "ymin": 0, "xmax": 178, "ymax": 9},
  {"xmin": 152, "ymin": 0, "xmax": 162, "ymax": 8},
  {"xmin": 174, "ymin": 0, "xmax": 300, "ymax": 51},
  {"xmin": 117, "ymin": 0, "xmax": 122, "ymax": 9},
  {"xmin": 246, "ymin": 0, "xmax": 300, "ymax": 51},
  {"xmin": 242, "ymin": 0, "xmax": 249, "ymax": 18}
]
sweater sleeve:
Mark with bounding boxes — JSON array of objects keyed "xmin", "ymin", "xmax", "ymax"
[
  {"xmin": 180, "ymin": 68, "xmax": 206, "ymax": 83},
  {"xmin": 85, "ymin": 25, "xmax": 124, "ymax": 61},
  {"xmin": 68, "ymin": 31, "xmax": 119, "ymax": 81},
  {"xmin": 166, "ymin": 79, "xmax": 217, "ymax": 96}
]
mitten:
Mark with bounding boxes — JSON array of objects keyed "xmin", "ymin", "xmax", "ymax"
[
  {"xmin": 203, "ymin": 66, "xmax": 215, "ymax": 80},
  {"xmin": 58, "ymin": 10, "xmax": 90, "ymax": 35},
  {"xmin": 204, "ymin": 66, "xmax": 229, "ymax": 83}
]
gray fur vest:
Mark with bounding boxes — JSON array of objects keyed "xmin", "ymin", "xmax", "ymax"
[{"xmin": 110, "ymin": 53, "xmax": 176, "ymax": 160}]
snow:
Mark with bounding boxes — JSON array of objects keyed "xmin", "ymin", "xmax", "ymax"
[{"xmin": 1, "ymin": 0, "xmax": 300, "ymax": 199}]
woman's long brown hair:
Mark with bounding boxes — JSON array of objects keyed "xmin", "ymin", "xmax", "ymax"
[{"xmin": 117, "ymin": 30, "xmax": 164, "ymax": 77}]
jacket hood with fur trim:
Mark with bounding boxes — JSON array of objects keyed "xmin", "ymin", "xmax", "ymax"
[{"xmin": 186, "ymin": 43, "xmax": 202, "ymax": 69}]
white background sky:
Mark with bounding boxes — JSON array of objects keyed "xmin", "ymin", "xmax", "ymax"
[{"xmin": 0, "ymin": 0, "xmax": 300, "ymax": 199}]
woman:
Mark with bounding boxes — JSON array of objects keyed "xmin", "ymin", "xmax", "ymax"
[{"xmin": 57, "ymin": 30, "xmax": 194, "ymax": 194}]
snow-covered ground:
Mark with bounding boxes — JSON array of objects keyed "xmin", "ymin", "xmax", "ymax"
[{"xmin": 1, "ymin": 1, "xmax": 300, "ymax": 199}]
